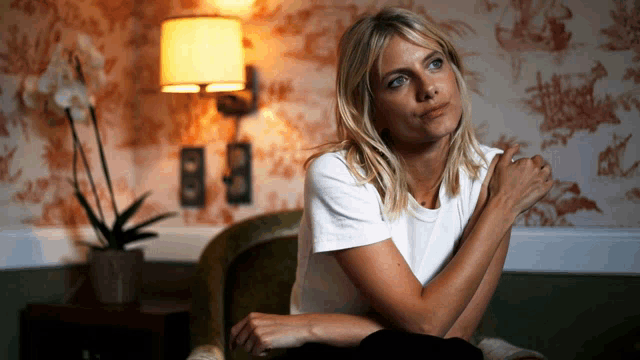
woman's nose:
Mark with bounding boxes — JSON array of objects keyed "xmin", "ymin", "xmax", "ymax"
[{"xmin": 417, "ymin": 76, "xmax": 438, "ymax": 101}]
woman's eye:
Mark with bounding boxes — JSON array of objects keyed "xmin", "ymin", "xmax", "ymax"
[
  {"xmin": 389, "ymin": 76, "xmax": 407, "ymax": 88},
  {"xmin": 429, "ymin": 58, "xmax": 443, "ymax": 70}
]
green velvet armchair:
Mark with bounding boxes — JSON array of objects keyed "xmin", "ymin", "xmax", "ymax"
[{"xmin": 186, "ymin": 210, "xmax": 547, "ymax": 360}]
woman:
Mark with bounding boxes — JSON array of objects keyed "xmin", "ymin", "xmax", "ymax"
[{"xmin": 229, "ymin": 7, "xmax": 553, "ymax": 359}]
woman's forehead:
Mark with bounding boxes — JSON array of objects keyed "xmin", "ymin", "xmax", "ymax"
[{"xmin": 374, "ymin": 35, "xmax": 442, "ymax": 77}]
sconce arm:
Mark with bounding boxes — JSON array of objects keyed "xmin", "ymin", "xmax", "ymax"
[{"xmin": 202, "ymin": 65, "xmax": 258, "ymax": 117}]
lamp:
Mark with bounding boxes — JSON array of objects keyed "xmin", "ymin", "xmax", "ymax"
[{"xmin": 160, "ymin": 15, "xmax": 256, "ymax": 205}]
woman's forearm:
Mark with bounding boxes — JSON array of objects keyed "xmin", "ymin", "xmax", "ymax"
[
  {"xmin": 302, "ymin": 200, "xmax": 513, "ymax": 345},
  {"xmin": 305, "ymin": 197, "xmax": 514, "ymax": 346},
  {"xmin": 302, "ymin": 312, "xmax": 386, "ymax": 347},
  {"xmin": 444, "ymin": 228, "xmax": 511, "ymax": 340},
  {"xmin": 417, "ymin": 195, "xmax": 516, "ymax": 337}
]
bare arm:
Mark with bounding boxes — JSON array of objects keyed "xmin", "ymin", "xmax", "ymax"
[
  {"xmin": 443, "ymin": 154, "xmax": 511, "ymax": 341},
  {"xmin": 443, "ymin": 230, "xmax": 510, "ymax": 341},
  {"xmin": 331, "ymin": 147, "xmax": 552, "ymax": 337},
  {"xmin": 230, "ymin": 147, "xmax": 552, "ymax": 354},
  {"xmin": 308, "ymin": 153, "xmax": 507, "ymax": 345}
]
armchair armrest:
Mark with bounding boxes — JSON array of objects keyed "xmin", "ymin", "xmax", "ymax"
[
  {"xmin": 477, "ymin": 337, "xmax": 547, "ymax": 360},
  {"xmin": 186, "ymin": 345, "xmax": 225, "ymax": 360}
]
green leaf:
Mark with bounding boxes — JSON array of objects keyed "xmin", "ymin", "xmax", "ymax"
[
  {"xmin": 110, "ymin": 227, "xmax": 123, "ymax": 250},
  {"xmin": 73, "ymin": 190, "xmax": 111, "ymax": 245},
  {"xmin": 120, "ymin": 231, "xmax": 158, "ymax": 247},
  {"xmin": 113, "ymin": 191, "xmax": 153, "ymax": 232},
  {"xmin": 122, "ymin": 211, "xmax": 178, "ymax": 236}
]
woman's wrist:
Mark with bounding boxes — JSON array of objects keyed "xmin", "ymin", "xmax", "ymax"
[
  {"xmin": 484, "ymin": 194, "xmax": 519, "ymax": 227},
  {"xmin": 302, "ymin": 313, "xmax": 385, "ymax": 347},
  {"xmin": 300, "ymin": 314, "xmax": 323, "ymax": 343}
]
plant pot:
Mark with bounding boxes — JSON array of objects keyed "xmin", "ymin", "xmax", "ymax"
[{"xmin": 88, "ymin": 248, "xmax": 144, "ymax": 304}]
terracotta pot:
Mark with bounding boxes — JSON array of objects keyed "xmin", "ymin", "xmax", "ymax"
[{"xmin": 88, "ymin": 248, "xmax": 144, "ymax": 304}]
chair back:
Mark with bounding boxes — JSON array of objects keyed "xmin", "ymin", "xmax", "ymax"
[{"xmin": 190, "ymin": 210, "xmax": 303, "ymax": 360}]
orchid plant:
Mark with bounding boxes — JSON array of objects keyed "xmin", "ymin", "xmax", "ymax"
[{"xmin": 22, "ymin": 33, "xmax": 178, "ymax": 251}]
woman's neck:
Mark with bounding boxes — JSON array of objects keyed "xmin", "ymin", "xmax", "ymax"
[{"xmin": 394, "ymin": 137, "xmax": 450, "ymax": 209}]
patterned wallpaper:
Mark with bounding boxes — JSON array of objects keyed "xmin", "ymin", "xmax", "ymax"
[{"xmin": 1, "ymin": 0, "xmax": 638, "ymax": 253}]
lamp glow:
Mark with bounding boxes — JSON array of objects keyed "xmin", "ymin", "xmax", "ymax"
[
  {"xmin": 205, "ymin": 83, "xmax": 244, "ymax": 92},
  {"xmin": 160, "ymin": 16, "xmax": 245, "ymax": 93}
]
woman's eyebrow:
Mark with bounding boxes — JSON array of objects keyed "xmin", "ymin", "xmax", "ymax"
[{"xmin": 380, "ymin": 50, "xmax": 444, "ymax": 83}]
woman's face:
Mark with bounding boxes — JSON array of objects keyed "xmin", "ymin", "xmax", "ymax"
[{"xmin": 371, "ymin": 35, "xmax": 462, "ymax": 150}]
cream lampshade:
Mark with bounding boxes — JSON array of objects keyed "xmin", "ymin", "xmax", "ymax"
[{"xmin": 160, "ymin": 16, "xmax": 245, "ymax": 93}]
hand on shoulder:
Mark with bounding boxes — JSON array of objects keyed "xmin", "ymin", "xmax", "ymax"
[{"xmin": 486, "ymin": 145, "xmax": 553, "ymax": 218}]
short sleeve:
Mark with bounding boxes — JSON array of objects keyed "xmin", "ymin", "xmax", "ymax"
[
  {"xmin": 465, "ymin": 145, "xmax": 504, "ymax": 217},
  {"xmin": 304, "ymin": 153, "xmax": 391, "ymax": 253}
]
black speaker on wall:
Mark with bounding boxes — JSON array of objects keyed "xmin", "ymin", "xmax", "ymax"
[{"xmin": 180, "ymin": 147, "xmax": 205, "ymax": 207}]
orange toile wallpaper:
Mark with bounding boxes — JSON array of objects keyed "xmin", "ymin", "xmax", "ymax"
[{"xmin": 0, "ymin": 0, "xmax": 638, "ymax": 247}]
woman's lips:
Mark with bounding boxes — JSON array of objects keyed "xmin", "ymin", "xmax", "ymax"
[{"xmin": 420, "ymin": 102, "xmax": 449, "ymax": 119}]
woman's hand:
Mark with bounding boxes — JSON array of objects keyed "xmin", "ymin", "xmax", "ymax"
[
  {"xmin": 488, "ymin": 145, "xmax": 553, "ymax": 219},
  {"xmin": 229, "ymin": 312, "xmax": 311, "ymax": 356}
]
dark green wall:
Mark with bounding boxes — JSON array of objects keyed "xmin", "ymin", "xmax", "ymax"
[
  {"xmin": 480, "ymin": 272, "xmax": 640, "ymax": 359},
  {"xmin": 2, "ymin": 262, "xmax": 195, "ymax": 360},
  {"xmin": 3, "ymin": 265, "xmax": 639, "ymax": 360}
]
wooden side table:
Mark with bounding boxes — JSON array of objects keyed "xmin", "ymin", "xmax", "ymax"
[{"xmin": 21, "ymin": 301, "xmax": 190, "ymax": 360}]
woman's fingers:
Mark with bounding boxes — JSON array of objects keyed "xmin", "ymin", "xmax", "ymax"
[
  {"xmin": 235, "ymin": 313, "xmax": 263, "ymax": 351},
  {"xmin": 489, "ymin": 148, "xmax": 555, "ymax": 216},
  {"xmin": 531, "ymin": 154, "xmax": 545, "ymax": 168},
  {"xmin": 230, "ymin": 315, "xmax": 251, "ymax": 350},
  {"xmin": 542, "ymin": 160, "xmax": 553, "ymax": 181},
  {"xmin": 230, "ymin": 313, "xmax": 278, "ymax": 355},
  {"xmin": 500, "ymin": 144, "xmax": 520, "ymax": 165},
  {"xmin": 230, "ymin": 312, "xmax": 265, "ymax": 351},
  {"xmin": 229, "ymin": 313, "xmax": 311, "ymax": 355},
  {"xmin": 248, "ymin": 331, "xmax": 272, "ymax": 356}
]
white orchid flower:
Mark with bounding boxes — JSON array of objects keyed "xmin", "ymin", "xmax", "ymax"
[
  {"xmin": 37, "ymin": 72, "xmax": 55, "ymax": 95},
  {"xmin": 89, "ymin": 48, "xmax": 105, "ymax": 69},
  {"xmin": 77, "ymin": 32, "xmax": 105, "ymax": 69},
  {"xmin": 56, "ymin": 62, "xmax": 75, "ymax": 90},
  {"xmin": 77, "ymin": 33, "xmax": 92, "ymax": 50},
  {"xmin": 54, "ymin": 79, "xmax": 90, "ymax": 123},
  {"xmin": 70, "ymin": 106, "xmax": 88, "ymax": 122},
  {"xmin": 22, "ymin": 75, "xmax": 41, "ymax": 109},
  {"xmin": 71, "ymin": 81, "xmax": 90, "ymax": 107},
  {"xmin": 22, "ymin": 34, "xmax": 105, "ymax": 125},
  {"xmin": 54, "ymin": 81, "xmax": 88, "ymax": 108},
  {"xmin": 96, "ymin": 69, "xmax": 107, "ymax": 88},
  {"xmin": 54, "ymin": 86, "xmax": 73, "ymax": 108},
  {"xmin": 38, "ymin": 43, "xmax": 65, "ymax": 95}
]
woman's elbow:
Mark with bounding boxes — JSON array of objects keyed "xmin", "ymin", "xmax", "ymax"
[
  {"xmin": 415, "ymin": 324, "xmax": 449, "ymax": 338},
  {"xmin": 392, "ymin": 314, "xmax": 449, "ymax": 338}
]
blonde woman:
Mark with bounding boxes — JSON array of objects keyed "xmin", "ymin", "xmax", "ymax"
[{"xmin": 230, "ymin": 7, "xmax": 553, "ymax": 360}]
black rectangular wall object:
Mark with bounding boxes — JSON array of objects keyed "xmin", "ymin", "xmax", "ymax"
[
  {"xmin": 225, "ymin": 142, "xmax": 251, "ymax": 204},
  {"xmin": 180, "ymin": 147, "xmax": 205, "ymax": 207}
]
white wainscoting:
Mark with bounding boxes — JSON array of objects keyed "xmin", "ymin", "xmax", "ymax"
[{"xmin": 1, "ymin": 226, "xmax": 639, "ymax": 274}]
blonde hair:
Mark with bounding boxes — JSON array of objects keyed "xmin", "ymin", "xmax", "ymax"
[{"xmin": 305, "ymin": 7, "xmax": 486, "ymax": 220}]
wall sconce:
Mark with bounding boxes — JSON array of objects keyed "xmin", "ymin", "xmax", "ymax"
[{"xmin": 160, "ymin": 16, "xmax": 256, "ymax": 205}]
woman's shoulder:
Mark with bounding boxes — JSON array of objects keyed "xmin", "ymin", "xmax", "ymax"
[
  {"xmin": 307, "ymin": 150, "xmax": 349, "ymax": 170},
  {"xmin": 473, "ymin": 144, "xmax": 503, "ymax": 170},
  {"xmin": 306, "ymin": 150, "xmax": 362, "ymax": 186},
  {"xmin": 304, "ymin": 150, "xmax": 382, "ymax": 212}
]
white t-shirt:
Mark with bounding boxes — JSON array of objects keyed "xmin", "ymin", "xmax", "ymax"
[{"xmin": 290, "ymin": 145, "xmax": 502, "ymax": 316}]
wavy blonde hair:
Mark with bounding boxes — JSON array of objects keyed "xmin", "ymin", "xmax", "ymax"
[{"xmin": 305, "ymin": 7, "xmax": 486, "ymax": 220}]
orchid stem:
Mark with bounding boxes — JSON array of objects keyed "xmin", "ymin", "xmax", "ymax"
[
  {"xmin": 75, "ymin": 56, "xmax": 119, "ymax": 219},
  {"xmin": 65, "ymin": 108, "xmax": 106, "ymax": 224},
  {"xmin": 88, "ymin": 105, "xmax": 119, "ymax": 218},
  {"xmin": 73, "ymin": 140, "xmax": 108, "ymax": 247}
]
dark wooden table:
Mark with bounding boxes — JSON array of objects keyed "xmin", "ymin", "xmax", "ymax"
[{"xmin": 21, "ymin": 300, "xmax": 191, "ymax": 360}]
